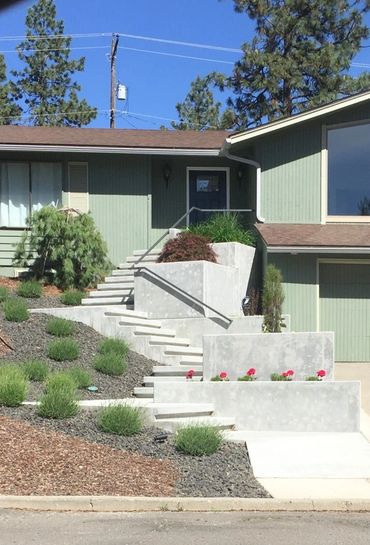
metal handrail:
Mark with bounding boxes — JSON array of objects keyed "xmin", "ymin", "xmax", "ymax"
[
  {"xmin": 134, "ymin": 265, "xmax": 233, "ymax": 324},
  {"xmin": 134, "ymin": 207, "xmax": 254, "ymax": 267}
]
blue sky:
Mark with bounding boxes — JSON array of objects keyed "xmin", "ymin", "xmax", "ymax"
[{"xmin": 1, "ymin": 0, "xmax": 370, "ymax": 129}]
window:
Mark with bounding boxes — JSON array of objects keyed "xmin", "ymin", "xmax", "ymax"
[
  {"xmin": 0, "ymin": 161, "xmax": 62, "ymax": 227},
  {"xmin": 68, "ymin": 162, "xmax": 89, "ymax": 213},
  {"xmin": 327, "ymin": 123, "xmax": 370, "ymax": 217}
]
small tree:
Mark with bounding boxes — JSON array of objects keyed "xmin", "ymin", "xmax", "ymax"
[
  {"xmin": 262, "ymin": 264, "xmax": 285, "ymax": 333},
  {"xmin": 13, "ymin": 207, "xmax": 111, "ymax": 289}
]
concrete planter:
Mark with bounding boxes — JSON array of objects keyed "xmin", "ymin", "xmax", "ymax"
[
  {"xmin": 153, "ymin": 381, "xmax": 360, "ymax": 432},
  {"xmin": 202, "ymin": 331, "xmax": 334, "ymax": 381}
]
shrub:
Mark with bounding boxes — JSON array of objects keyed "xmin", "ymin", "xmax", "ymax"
[
  {"xmin": 262, "ymin": 264, "xmax": 285, "ymax": 333},
  {"xmin": 157, "ymin": 232, "xmax": 217, "ymax": 263},
  {"xmin": 16, "ymin": 280, "xmax": 42, "ymax": 298},
  {"xmin": 3, "ymin": 298, "xmax": 29, "ymax": 322},
  {"xmin": 13, "ymin": 206, "xmax": 111, "ymax": 290},
  {"xmin": 47, "ymin": 339, "xmax": 80, "ymax": 361},
  {"xmin": 60, "ymin": 289, "xmax": 85, "ymax": 306},
  {"xmin": 47, "ymin": 317, "xmax": 75, "ymax": 337},
  {"xmin": 93, "ymin": 353, "xmax": 127, "ymax": 376},
  {"xmin": 37, "ymin": 387, "xmax": 79, "ymax": 419},
  {"xmin": 175, "ymin": 425, "xmax": 223, "ymax": 456},
  {"xmin": 67, "ymin": 367, "xmax": 92, "ymax": 389},
  {"xmin": 188, "ymin": 213, "xmax": 256, "ymax": 246},
  {"xmin": 46, "ymin": 372, "xmax": 77, "ymax": 393},
  {"xmin": 0, "ymin": 365, "xmax": 28, "ymax": 407},
  {"xmin": 97, "ymin": 405, "xmax": 143, "ymax": 436},
  {"xmin": 0, "ymin": 285, "xmax": 9, "ymax": 302},
  {"xmin": 98, "ymin": 338, "xmax": 129, "ymax": 357},
  {"xmin": 22, "ymin": 360, "xmax": 49, "ymax": 382}
]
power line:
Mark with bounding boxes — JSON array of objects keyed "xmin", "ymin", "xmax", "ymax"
[
  {"xmin": 118, "ymin": 33, "xmax": 240, "ymax": 53},
  {"xmin": 0, "ymin": 109, "xmax": 110, "ymax": 122},
  {"xmin": 0, "ymin": 45, "xmax": 109, "ymax": 54},
  {"xmin": 119, "ymin": 46, "xmax": 234, "ymax": 65}
]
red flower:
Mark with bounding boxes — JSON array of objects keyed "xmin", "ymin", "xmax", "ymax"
[
  {"xmin": 186, "ymin": 369, "xmax": 195, "ymax": 380},
  {"xmin": 317, "ymin": 369, "xmax": 326, "ymax": 378},
  {"xmin": 286, "ymin": 369, "xmax": 294, "ymax": 376},
  {"xmin": 247, "ymin": 368, "xmax": 256, "ymax": 376},
  {"xmin": 219, "ymin": 371, "xmax": 228, "ymax": 379},
  {"xmin": 282, "ymin": 372, "xmax": 289, "ymax": 378}
]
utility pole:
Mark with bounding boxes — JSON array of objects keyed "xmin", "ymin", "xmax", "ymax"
[{"xmin": 110, "ymin": 33, "xmax": 119, "ymax": 129}]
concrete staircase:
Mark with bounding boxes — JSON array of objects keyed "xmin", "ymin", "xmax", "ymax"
[{"xmin": 81, "ymin": 248, "xmax": 161, "ymax": 306}]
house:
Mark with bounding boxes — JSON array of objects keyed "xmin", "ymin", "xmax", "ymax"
[{"xmin": 1, "ymin": 89, "xmax": 370, "ymax": 361}]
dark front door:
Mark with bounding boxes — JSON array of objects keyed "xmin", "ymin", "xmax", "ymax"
[{"xmin": 188, "ymin": 169, "xmax": 227, "ymax": 225}]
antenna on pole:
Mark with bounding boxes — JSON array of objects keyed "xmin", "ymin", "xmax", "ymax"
[{"xmin": 110, "ymin": 33, "xmax": 119, "ymax": 129}]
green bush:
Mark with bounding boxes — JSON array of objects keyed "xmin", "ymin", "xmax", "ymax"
[
  {"xmin": 157, "ymin": 232, "xmax": 217, "ymax": 263},
  {"xmin": 22, "ymin": 360, "xmax": 49, "ymax": 382},
  {"xmin": 16, "ymin": 280, "xmax": 42, "ymax": 298},
  {"xmin": 3, "ymin": 298, "xmax": 29, "ymax": 322},
  {"xmin": 93, "ymin": 353, "xmax": 127, "ymax": 376},
  {"xmin": 47, "ymin": 339, "xmax": 80, "ymax": 361},
  {"xmin": 0, "ymin": 365, "xmax": 28, "ymax": 407},
  {"xmin": 47, "ymin": 317, "xmax": 75, "ymax": 337},
  {"xmin": 60, "ymin": 290, "xmax": 85, "ymax": 306},
  {"xmin": 97, "ymin": 405, "xmax": 143, "ymax": 436},
  {"xmin": 175, "ymin": 425, "xmax": 223, "ymax": 456},
  {"xmin": 67, "ymin": 367, "xmax": 92, "ymax": 389},
  {"xmin": 37, "ymin": 387, "xmax": 79, "ymax": 419},
  {"xmin": 46, "ymin": 372, "xmax": 77, "ymax": 393},
  {"xmin": 0, "ymin": 285, "xmax": 9, "ymax": 302},
  {"xmin": 98, "ymin": 338, "xmax": 129, "ymax": 357},
  {"xmin": 13, "ymin": 206, "xmax": 111, "ymax": 290},
  {"xmin": 188, "ymin": 213, "xmax": 256, "ymax": 246}
]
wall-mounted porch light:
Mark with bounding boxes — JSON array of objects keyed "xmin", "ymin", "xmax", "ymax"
[{"xmin": 163, "ymin": 163, "xmax": 171, "ymax": 188}]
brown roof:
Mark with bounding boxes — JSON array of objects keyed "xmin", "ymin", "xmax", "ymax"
[
  {"xmin": 0, "ymin": 126, "xmax": 228, "ymax": 150},
  {"xmin": 256, "ymin": 223, "xmax": 370, "ymax": 248}
]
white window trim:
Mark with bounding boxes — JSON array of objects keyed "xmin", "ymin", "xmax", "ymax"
[
  {"xmin": 186, "ymin": 167, "xmax": 230, "ymax": 226},
  {"xmin": 67, "ymin": 161, "xmax": 89, "ymax": 213},
  {"xmin": 322, "ymin": 119, "xmax": 370, "ymax": 224}
]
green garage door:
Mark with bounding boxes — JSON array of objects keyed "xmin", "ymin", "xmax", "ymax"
[{"xmin": 319, "ymin": 262, "xmax": 370, "ymax": 362}]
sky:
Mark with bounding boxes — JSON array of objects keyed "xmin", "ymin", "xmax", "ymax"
[{"xmin": 0, "ymin": 0, "xmax": 370, "ymax": 129}]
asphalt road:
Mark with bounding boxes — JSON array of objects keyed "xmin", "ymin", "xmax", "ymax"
[{"xmin": 0, "ymin": 511, "xmax": 370, "ymax": 545}]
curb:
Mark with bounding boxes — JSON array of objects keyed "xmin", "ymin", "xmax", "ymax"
[{"xmin": 0, "ymin": 496, "xmax": 370, "ymax": 513}]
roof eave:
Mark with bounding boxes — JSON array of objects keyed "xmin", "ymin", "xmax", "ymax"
[
  {"xmin": 0, "ymin": 144, "xmax": 221, "ymax": 156},
  {"xmin": 266, "ymin": 245, "xmax": 370, "ymax": 254}
]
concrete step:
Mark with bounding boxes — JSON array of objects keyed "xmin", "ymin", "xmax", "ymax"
[
  {"xmin": 152, "ymin": 365, "xmax": 203, "ymax": 376},
  {"xmin": 155, "ymin": 416, "xmax": 235, "ymax": 433},
  {"xmin": 143, "ymin": 376, "xmax": 203, "ymax": 386},
  {"xmin": 97, "ymin": 282, "xmax": 134, "ymax": 290},
  {"xmin": 104, "ymin": 309, "xmax": 148, "ymax": 319},
  {"xmin": 117, "ymin": 263, "xmax": 143, "ymax": 270},
  {"xmin": 126, "ymin": 255, "xmax": 158, "ymax": 264},
  {"xmin": 132, "ymin": 249, "xmax": 162, "ymax": 256},
  {"xmin": 82, "ymin": 297, "xmax": 130, "ymax": 306},
  {"xmin": 153, "ymin": 403, "xmax": 214, "ymax": 420},
  {"xmin": 88, "ymin": 289, "xmax": 133, "ymax": 298},
  {"xmin": 164, "ymin": 346, "xmax": 203, "ymax": 356},
  {"xmin": 179, "ymin": 356, "xmax": 204, "ymax": 365},
  {"xmin": 148, "ymin": 336, "xmax": 190, "ymax": 347},
  {"xmin": 133, "ymin": 387, "xmax": 154, "ymax": 398},
  {"xmin": 119, "ymin": 317, "xmax": 162, "ymax": 328},
  {"xmin": 134, "ymin": 327, "xmax": 176, "ymax": 337},
  {"xmin": 110, "ymin": 270, "xmax": 136, "ymax": 277},
  {"xmin": 103, "ymin": 276, "xmax": 135, "ymax": 284}
]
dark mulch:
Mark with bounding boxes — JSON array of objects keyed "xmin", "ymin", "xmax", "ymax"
[
  {"xmin": 0, "ymin": 313, "xmax": 155, "ymax": 400},
  {"xmin": 0, "ymin": 406, "xmax": 270, "ymax": 498}
]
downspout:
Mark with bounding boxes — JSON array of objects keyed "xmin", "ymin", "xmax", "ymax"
[{"xmin": 221, "ymin": 143, "xmax": 265, "ymax": 223}]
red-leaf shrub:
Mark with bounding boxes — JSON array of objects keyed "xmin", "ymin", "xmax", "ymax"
[{"xmin": 157, "ymin": 232, "xmax": 217, "ymax": 263}]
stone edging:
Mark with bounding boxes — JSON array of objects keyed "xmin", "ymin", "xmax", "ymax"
[{"xmin": 0, "ymin": 496, "xmax": 369, "ymax": 512}]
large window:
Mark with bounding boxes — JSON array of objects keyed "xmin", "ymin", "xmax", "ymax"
[
  {"xmin": 328, "ymin": 123, "xmax": 370, "ymax": 217},
  {"xmin": 0, "ymin": 161, "xmax": 62, "ymax": 227}
]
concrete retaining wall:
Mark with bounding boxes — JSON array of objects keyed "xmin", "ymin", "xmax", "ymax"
[
  {"xmin": 202, "ymin": 332, "xmax": 334, "ymax": 381},
  {"xmin": 153, "ymin": 381, "xmax": 360, "ymax": 432}
]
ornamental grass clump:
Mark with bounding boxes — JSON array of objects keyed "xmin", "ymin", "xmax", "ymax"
[
  {"xmin": 16, "ymin": 280, "xmax": 42, "ymax": 298},
  {"xmin": 98, "ymin": 338, "xmax": 129, "ymax": 358},
  {"xmin": 0, "ymin": 365, "xmax": 28, "ymax": 407},
  {"xmin": 47, "ymin": 338, "xmax": 80, "ymax": 361},
  {"xmin": 0, "ymin": 285, "xmax": 9, "ymax": 302},
  {"xmin": 157, "ymin": 232, "xmax": 217, "ymax": 263},
  {"xmin": 97, "ymin": 405, "xmax": 143, "ymax": 436},
  {"xmin": 3, "ymin": 298, "xmax": 29, "ymax": 322},
  {"xmin": 38, "ymin": 372, "xmax": 79, "ymax": 419},
  {"xmin": 22, "ymin": 359, "xmax": 49, "ymax": 382},
  {"xmin": 60, "ymin": 290, "xmax": 85, "ymax": 306},
  {"xmin": 67, "ymin": 367, "xmax": 92, "ymax": 389},
  {"xmin": 262, "ymin": 264, "xmax": 285, "ymax": 333},
  {"xmin": 93, "ymin": 353, "xmax": 127, "ymax": 376},
  {"xmin": 188, "ymin": 213, "xmax": 256, "ymax": 246},
  {"xmin": 47, "ymin": 317, "xmax": 75, "ymax": 337},
  {"xmin": 175, "ymin": 424, "xmax": 223, "ymax": 456}
]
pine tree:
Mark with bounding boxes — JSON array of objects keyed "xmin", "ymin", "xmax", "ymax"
[
  {"xmin": 0, "ymin": 55, "xmax": 21, "ymax": 124},
  {"xmin": 11, "ymin": 0, "xmax": 96, "ymax": 127},
  {"xmin": 172, "ymin": 76, "xmax": 234, "ymax": 130},
  {"xmin": 215, "ymin": 0, "xmax": 370, "ymax": 128}
]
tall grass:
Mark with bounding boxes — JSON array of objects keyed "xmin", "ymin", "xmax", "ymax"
[{"xmin": 188, "ymin": 213, "xmax": 256, "ymax": 246}]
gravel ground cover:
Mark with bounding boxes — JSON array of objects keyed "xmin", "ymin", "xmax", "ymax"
[
  {"xmin": 0, "ymin": 313, "xmax": 155, "ymax": 399},
  {"xmin": 0, "ymin": 406, "xmax": 270, "ymax": 498}
]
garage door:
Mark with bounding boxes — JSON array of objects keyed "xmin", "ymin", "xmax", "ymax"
[{"xmin": 319, "ymin": 262, "xmax": 370, "ymax": 362}]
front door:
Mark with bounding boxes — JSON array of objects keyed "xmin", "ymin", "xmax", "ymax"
[{"xmin": 188, "ymin": 169, "xmax": 228, "ymax": 225}]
